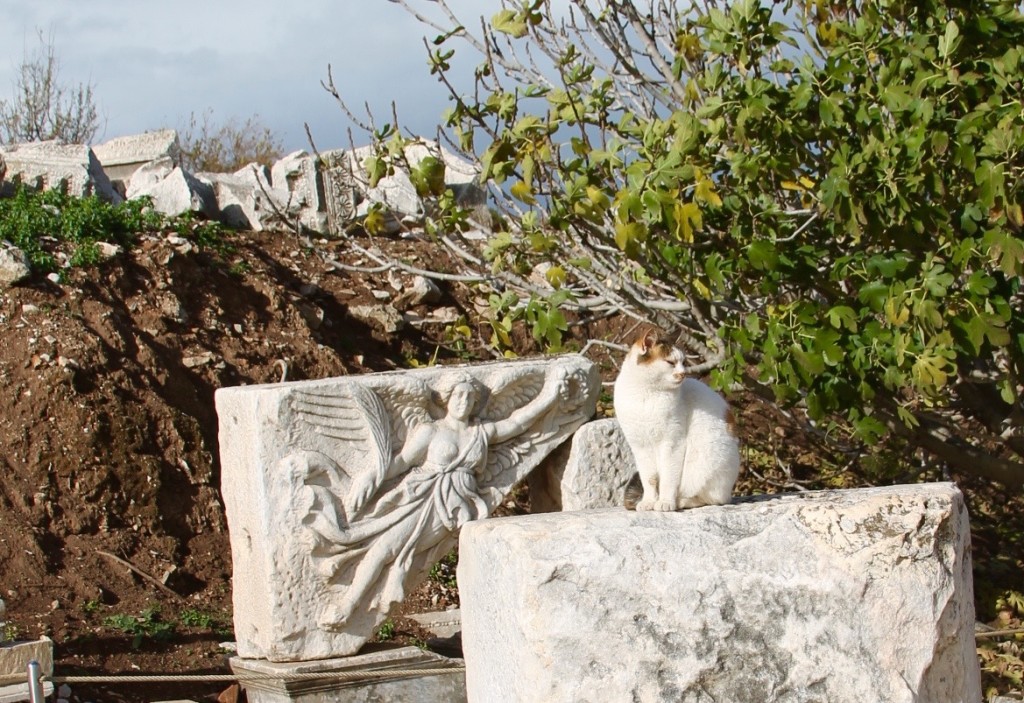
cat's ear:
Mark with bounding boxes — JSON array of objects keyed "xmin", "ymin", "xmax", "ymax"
[{"xmin": 639, "ymin": 329, "xmax": 659, "ymax": 355}]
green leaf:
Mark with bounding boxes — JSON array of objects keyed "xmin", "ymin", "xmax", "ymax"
[
  {"xmin": 492, "ymin": 9, "xmax": 528, "ymax": 38},
  {"xmin": 858, "ymin": 281, "xmax": 889, "ymax": 312},
  {"xmin": 939, "ymin": 20, "xmax": 960, "ymax": 59},
  {"xmin": 746, "ymin": 240, "xmax": 778, "ymax": 271},
  {"xmin": 826, "ymin": 306, "xmax": 858, "ymax": 332}
]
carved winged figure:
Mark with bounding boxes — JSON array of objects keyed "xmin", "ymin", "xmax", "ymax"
[{"xmin": 282, "ymin": 365, "xmax": 582, "ymax": 632}]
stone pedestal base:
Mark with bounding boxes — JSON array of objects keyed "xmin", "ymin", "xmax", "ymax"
[
  {"xmin": 0, "ymin": 639, "xmax": 54, "ymax": 703},
  {"xmin": 230, "ymin": 647, "xmax": 466, "ymax": 703}
]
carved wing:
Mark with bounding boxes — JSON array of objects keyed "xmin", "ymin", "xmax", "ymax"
[
  {"xmin": 477, "ymin": 369, "xmax": 546, "ymax": 423},
  {"xmin": 289, "ymin": 384, "xmax": 391, "ymax": 517},
  {"xmin": 473, "ymin": 370, "xmax": 547, "ymax": 486},
  {"xmin": 372, "ymin": 376, "xmax": 439, "ymax": 451},
  {"xmin": 478, "ymin": 439, "xmax": 533, "ymax": 487}
]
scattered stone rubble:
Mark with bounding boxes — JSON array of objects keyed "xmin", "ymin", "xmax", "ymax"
[{"xmin": 0, "ymin": 131, "xmax": 483, "ymax": 237}]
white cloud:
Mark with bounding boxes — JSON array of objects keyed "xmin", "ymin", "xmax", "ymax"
[{"xmin": 0, "ymin": 0, "xmax": 501, "ymax": 151}]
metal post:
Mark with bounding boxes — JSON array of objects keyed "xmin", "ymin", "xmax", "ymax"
[{"xmin": 27, "ymin": 660, "xmax": 45, "ymax": 703}]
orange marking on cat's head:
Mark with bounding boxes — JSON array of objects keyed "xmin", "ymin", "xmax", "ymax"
[{"xmin": 632, "ymin": 329, "xmax": 675, "ymax": 366}]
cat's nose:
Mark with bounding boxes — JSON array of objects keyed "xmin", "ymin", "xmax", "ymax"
[{"xmin": 672, "ymin": 371, "xmax": 684, "ymax": 383}]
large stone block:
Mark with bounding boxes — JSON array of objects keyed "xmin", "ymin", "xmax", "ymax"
[
  {"xmin": 216, "ymin": 356, "xmax": 599, "ymax": 662},
  {"xmin": 201, "ymin": 163, "xmax": 276, "ymax": 230},
  {"xmin": 0, "ymin": 140, "xmax": 119, "ymax": 202},
  {"xmin": 126, "ymin": 157, "xmax": 217, "ymax": 218},
  {"xmin": 92, "ymin": 129, "xmax": 181, "ymax": 186},
  {"xmin": 458, "ymin": 483, "xmax": 980, "ymax": 703}
]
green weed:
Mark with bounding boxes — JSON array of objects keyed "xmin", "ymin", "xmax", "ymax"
[{"xmin": 102, "ymin": 607, "xmax": 175, "ymax": 649}]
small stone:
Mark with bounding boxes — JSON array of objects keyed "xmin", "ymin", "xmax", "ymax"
[
  {"xmin": 46, "ymin": 273, "xmax": 61, "ymax": 285},
  {"xmin": 371, "ymin": 289, "xmax": 391, "ymax": 301},
  {"xmin": 183, "ymin": 352, "xmax": 216, "ymax": 368},
  {"xmin": 96, "ymin": 242, "xmax": 122, "ymax": 259}
]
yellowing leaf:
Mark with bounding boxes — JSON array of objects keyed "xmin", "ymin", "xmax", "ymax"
[
  {"xmin": 693, "ymin": 279, "xmax": 711, "ymax": 299},
  {"xmin": 782, "ymin": 176, "xmax": 815, "ymax": 192},
  {"xmin": 912, "ymin": 353, "xmax": 950, "ymax": 390},
  {"xmin": 615, "ymin": 221, "xmax": 645, "ymax": 251},
  {"xmin": 510, "ymin": 180, "xmax": 537, "ymax": 205},
  {"xmin": 674, "ymin": 201, "xmax": 703, "ymax": 243},
  {"xmin": 884, "ymin": 298, "xmax": 910, "ymax": 326},
  {"xmin": 694, "ymin": 176, "xmax": 723, "ymax": 208},
  {"xmin": 363, "ymin": 209, "xmax": 386, "ymax": 235},
  {"xmin": 492, "ymin": 9, "xmax": 528, "ymax": 38},
  {"xmin": 545, "ymin": 265, "xmax": 567, "ymax": 289},
  {"xmin": 586, "ymin": 185, "xmax": 610, "ymax": 211},
  {"xmin": 1007, "ymin": 203, "xmax": 1023, "ymax": 228}
]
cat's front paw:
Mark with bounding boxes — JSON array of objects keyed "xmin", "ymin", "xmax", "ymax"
[
  {"xmin": 653, "ymin": 500, "xmax": 675, "ymax": 512},
  {"xmin": 635, "ymin": 499, "xmax": 657, "ymax": 511}
]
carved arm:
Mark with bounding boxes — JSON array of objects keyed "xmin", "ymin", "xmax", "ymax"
[{"xmin": 486, "ymin": 369, "xmax": 568, "ymax": 444}]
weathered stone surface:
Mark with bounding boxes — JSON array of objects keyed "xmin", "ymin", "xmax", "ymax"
[
  {"xmin": 269, "ymin": 150, "xmax": 327, "ymax": 233},
  {"xmin": 230, "ymin": 647, "xmax": 466, "ymax": 703},
  {"xmin": 216, "ymin": 356, "xmax": 600, "ymax": 662},
  {"xmin": 349, "ymin": 140, "xmax": 483, "ymax": 231},
  {"xmin": 407, "ymin": 609, "xmax": 462, "ymax": 639},
  {"xmin": 202, "ymin": 163, "xmax": 275, "ymax": 230},
  {"xmin": 0, "ymin": 245, "xmax": 32, "ymax": 288},
  {"xmin": 529, "ymin": 418, "xmax": 635, "ymax": 512},
  {"xmin": 0, "ymin": 140, "xmax": 119, "ymax": 202},
  {"xmin": 348, "ymin": 304, "xmax": 403, "ymax": 334},
  {"xmin": 0, "ymin": 638, "xmax": 53, "ymax": 703},
  {"xmin": 126, "ymin": 157, "xmax": 217, "ymax": 218},
  {"xmin": 92, "ymin": 129, "xmax": 181, "ymax": 186},
  {"xmin": 458, "ymin": 483, "xmax": 980, "ymax": 703}
]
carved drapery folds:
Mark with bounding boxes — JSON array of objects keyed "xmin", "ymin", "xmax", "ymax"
[{"xmin": 216, "ymin": 356, "xmax": 599, "ymax": 662}]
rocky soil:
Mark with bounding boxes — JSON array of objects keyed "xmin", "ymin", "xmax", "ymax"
[{"xmin": 0, "ymin": 225, "xmax": 1020, "ymax": 702}]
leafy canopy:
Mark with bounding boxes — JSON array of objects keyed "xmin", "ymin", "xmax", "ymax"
[{"xmin": 379, "ymin": 0, "xmax": 1024, "ymax": 485}]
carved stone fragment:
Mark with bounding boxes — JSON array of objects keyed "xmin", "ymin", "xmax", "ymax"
[
  {"xmin": 216, "ymin": 356, "xmax": 600, "ymax": 662},
  {"xmin": 0, "ymin": 140, "xmax": 120, "ymax": 202}
]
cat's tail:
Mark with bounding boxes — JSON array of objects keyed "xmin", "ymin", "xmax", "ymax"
[{"xmin": 623, "ymin": 472, "xmax": 643, "ymax": 510}]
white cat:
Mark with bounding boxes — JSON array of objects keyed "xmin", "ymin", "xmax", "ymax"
[{"xmin": 613, "ymin": 330, "xmax": 740, "ymax": 511}]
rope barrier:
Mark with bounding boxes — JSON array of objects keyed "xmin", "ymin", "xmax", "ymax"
[{"xmin": 1, "ymin": 666, "xmax": 465, "ymax": 689}]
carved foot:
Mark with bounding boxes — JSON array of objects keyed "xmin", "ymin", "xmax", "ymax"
[{"xmin": 317, "ymin": 602, "xmax": 352, "ymax": 632}]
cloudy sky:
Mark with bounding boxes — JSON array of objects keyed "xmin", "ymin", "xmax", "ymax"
[{"xmin": 0, "ymin": 1, "xmax": 497, "ymax": 153}]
